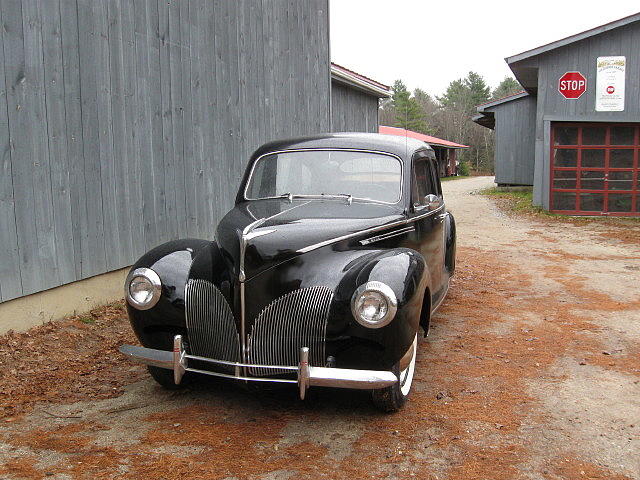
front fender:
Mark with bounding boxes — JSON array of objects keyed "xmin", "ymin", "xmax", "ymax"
[
  {"xmin": 332, "ymin": 248, "xmax": 429, "ymax": 369},
  {"xmin": 125, "ymin": 239, "xmax": 210, "ymax": 347},
  {"xmin": 244, "ymin": 244, "xmax": 429, "ymax": 371}
]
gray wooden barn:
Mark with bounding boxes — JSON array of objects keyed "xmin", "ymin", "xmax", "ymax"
[
  {"xmin": 331, "ymin": 63, "xmax": 390, "ymax": 133},
  {"xmin": 0, "ymin": 0, "xmax": 389, "ymax": 318},
  {"xmin": 475, "ymin": 13, "xmax": 640, "ymax": 216}
]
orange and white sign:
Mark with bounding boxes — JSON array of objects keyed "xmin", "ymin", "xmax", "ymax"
[{"xmin": 596, "ymin": 56, "xmax": 625, "ymax": 112}]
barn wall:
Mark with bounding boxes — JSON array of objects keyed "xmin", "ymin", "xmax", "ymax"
[
  {"xmin": 486, "ymin": 95, "xmax": 537, "ymax": 186},
  {"xmin": 0, "ymin": 0, "xmax": 331, "ymax": 303},
  {"xmin": 529, "ymin": 21, "xmax": 640, "ymax": 207},
  {"xmin": 330, "ymin": 81, "xmax": 379, "ymax": 132}
]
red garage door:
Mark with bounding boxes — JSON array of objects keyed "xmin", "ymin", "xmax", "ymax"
[{"xmin": 551, "ymin": 123, "xmax": 639, "ymax": 216}]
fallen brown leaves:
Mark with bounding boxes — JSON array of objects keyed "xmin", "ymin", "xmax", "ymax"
[
  {"xmin": 130, "ymin": 406, "xmax": 334, "ymax": 479},
  {"xmin": 553, "ymin": 457, "xmax": 634, "ymax": 480},
  {"xmin": 0, "ymin": 244, "xmax": 638, "ymax": 479},
  {"xmin": 0, "ymin": 301, "xmax": 145, "ymax": 419},
  {"xmin": 319, "ymin": 244, "xmax": 637, "ymax": 480},
  {"xmin": 0, "ymin": 457, "xmax": 40, "ymax": 479}
]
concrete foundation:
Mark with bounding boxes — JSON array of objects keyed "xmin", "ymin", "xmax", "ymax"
[{"xmin": 0, "ymin": 267, "xmax": 130, "ymax": 334}]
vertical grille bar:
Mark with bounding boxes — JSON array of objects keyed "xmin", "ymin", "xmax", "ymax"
[
  {"xmin": 185, "ymin": 279, "xmax": 240, "ymax": 366},
  {"xmin": 185, "ymin": 280, "xmax": 333, "ymax": 377},
  {"xmin": 248, "ymin": 286, "xmax": 333, "ymax": 375}
]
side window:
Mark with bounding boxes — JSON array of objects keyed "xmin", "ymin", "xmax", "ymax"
[
  {"xmin": 429, "ymin": 159, "xmax": 442, "ymax": 197},
  {"xmin": 412, "ymin": 158, "xmax": 437, "ymax": 206}
]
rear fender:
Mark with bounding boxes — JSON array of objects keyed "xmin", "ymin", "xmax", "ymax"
[{"xmin": 444, "ymin": 211, "xmax": 456, "ymax": 275}]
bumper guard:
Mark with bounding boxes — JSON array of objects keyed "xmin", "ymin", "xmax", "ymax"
[{"xmin": 119, "ymin": 335, "xmax": 398, "ymax": 399}]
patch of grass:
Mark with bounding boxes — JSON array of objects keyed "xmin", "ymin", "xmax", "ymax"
[
  {"xmin": 479, "ymin": 187, "xmax": 548, "ymax": 216},
  {"xmin": 479, "ymin": 187, "xmax": 640, "ymax": 225},
  {"xmin": 441, "ymin": 175, "xmax": 469, "ymax": 182},
  {"xmin": 78, "ymin": 315, "xmax": 96, "ymax": 325}
]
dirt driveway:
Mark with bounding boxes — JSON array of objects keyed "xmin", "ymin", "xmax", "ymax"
[{"xmin": 1, "ymin": 176, "xmax": 639, "ymax": 480}]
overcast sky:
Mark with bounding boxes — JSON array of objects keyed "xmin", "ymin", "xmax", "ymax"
[{"xmin": 330, "ymin": 0, "xmax": 640, "ymax": 96}]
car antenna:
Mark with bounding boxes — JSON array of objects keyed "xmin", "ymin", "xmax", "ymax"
[{"xmin": 405, "ymin": 125, "xmax": 408, "ymax": 159}]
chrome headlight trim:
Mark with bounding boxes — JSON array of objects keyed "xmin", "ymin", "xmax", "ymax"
[
  {"xmin": 125, "ymin": 267, "xmax": 162, "ymax": 310},
  {"xmin": 350, "ymin": 281, "xmax": 398, "ymax": 329}
]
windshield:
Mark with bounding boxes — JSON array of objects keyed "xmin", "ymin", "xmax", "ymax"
[{"xmin": 245, "ymin": 150, "xmax": 402, "ymax": 204}]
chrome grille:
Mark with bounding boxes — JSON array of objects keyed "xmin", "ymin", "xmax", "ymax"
[
  {"xmin": 248, "ymin": 286, "xmax": 333, "ymax": 375},
  {"xmin": 185, "ymin": 279, "xmax": 240, "ymax": 365}
]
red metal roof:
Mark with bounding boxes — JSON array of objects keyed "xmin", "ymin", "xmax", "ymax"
[{"xmin": 379, "ymin": 125, "xmax": 469, "ymax": 149}]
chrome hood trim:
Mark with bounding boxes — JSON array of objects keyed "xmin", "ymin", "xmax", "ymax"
[
  {"xmin": 238, "ymin": 218, "xmax": 273, "ymax": 283},
  {"xmin": 238, "ymin": 201, "xmax": 314, "ymax": 281},
  {"xmin": 297, "ymin": 205, "xmax": 445, "ymax": 254}
]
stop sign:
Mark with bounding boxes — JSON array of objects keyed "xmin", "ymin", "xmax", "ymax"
[{"xmin": 558, "ymin": 71, "xmax": 587, "ymax": 99}]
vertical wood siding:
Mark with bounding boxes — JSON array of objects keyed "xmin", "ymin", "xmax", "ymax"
[
  {"xmin": 487, "ymin": 95, "xmax": 537, "ymax": 186},
  {"xmin": 330, "ymin": 81, "xmax": 379, "ymax": 133},
  {"xmin": 0, "ymin": 0, "xmax": 330, "ymax": 302},
  {"xmin": 534, "ymin": 23, "xmax": 640, "ymax": 121}
]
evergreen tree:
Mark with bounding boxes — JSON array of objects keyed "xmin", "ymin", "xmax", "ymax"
[
  {"xmin": 378, "ymin": 72, "xmax": 500, "ymax": 175},
  {"xmin": 437, "ymin": 79, "xmax": 469, "ymax": 112},
  {"xmin": 412, "ymin": 88, "xmax": 436, "ymax": 112},
  {"xmin": 412, "ymin": 88, "xmax": 438, "ymax": 134},
  {"xmin": 438, "ymin": 72, "xmax": 490, "ymax": 114},
  {"xmin": 435, "ymin": 72, "xmax": 492, "ymax": 173},
  {"xmin": 465, "ymin": 71, "xmax": 491, "ymax": 108},
  {"xmin": 491, "ymin": 76, "xmax": 522, "ymax": 100},
  {"xmin": 390, "ymin": 80, "xmax": 427, "ymax": 133}
]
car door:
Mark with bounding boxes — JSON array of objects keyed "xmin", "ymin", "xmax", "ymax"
[{"xmin": 409, "ymin": 153, "xmax": 446, "ymax": 301}]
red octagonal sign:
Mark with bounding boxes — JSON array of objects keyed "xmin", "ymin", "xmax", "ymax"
[{"xmin": 558, "ymin": 71, "xmax": 587, "ymax": 99}]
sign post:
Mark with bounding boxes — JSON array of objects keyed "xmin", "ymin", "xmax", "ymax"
[
  {"xmin": 558, "ymin": 72, "xmax": 587, "ymax": 99},
  {"xmin": 595, "ymin": 56, "xmax": 625, "ymax": 112}
]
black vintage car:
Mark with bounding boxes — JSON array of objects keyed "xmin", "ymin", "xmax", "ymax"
[{"xmin": 120, "ymin": 133, "xmax": 455, "ymax": 411}]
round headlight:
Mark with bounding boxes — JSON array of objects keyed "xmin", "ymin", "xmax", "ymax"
[
  {"xmin": 125, "ymin": 268, "xmax": 162, "ymax": 310},
  {"xmin": 351, "ymin": 281, "xmax": 397, "ymax": 328}
]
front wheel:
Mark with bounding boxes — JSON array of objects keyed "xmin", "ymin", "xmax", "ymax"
[
  {"xmin": 371, "ymin": 335, "xmax": 417, "ymax": 412},
  {"xmin": 147, "ymin": 365, "xmax": 189, "ymax": 390}
]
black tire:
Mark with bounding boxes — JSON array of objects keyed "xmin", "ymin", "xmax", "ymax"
[
  {"xmin": 371, "ymin": 335, "xmax": 417, "ymax": 413},
  {"xmin": 147, "ymin": 365, "xmax": 189, "ymax": 390},
  {"xmin": 143, "ymin": 330, "xmax": 191, "ymax": 390},
  {"xmin": 445, "ymin": 212, "xmax": 456, "ymax": 275}
]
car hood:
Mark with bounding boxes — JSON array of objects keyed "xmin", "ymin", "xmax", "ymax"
[{"xmin": 215, "ymin": 199, "xmax": 405, "ymax": 281}]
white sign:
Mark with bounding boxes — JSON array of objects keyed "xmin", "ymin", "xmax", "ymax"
[{"xmin": 595, "ymin": 56, "xmax": 625, "ymax": 112}]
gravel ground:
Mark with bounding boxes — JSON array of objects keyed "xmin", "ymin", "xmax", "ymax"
[{"xmin": 1, "ymin": 176, "xmax": 639, "ymax": 480}]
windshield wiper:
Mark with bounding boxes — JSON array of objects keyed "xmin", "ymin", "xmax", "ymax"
[
  {"xmin": 275, "ymin": 192, "xmax": 294, "ymax": 203},
  {"xmin": 323, "ymin": 193, "xmax": 353, "ymax": 205},
  {"xmin": 275, "ymin": 193, "xmax": 355, "ymax": 205},
  {"xmin": 283, "ymin": 193, "xmax": 353, "ymax": 205}
]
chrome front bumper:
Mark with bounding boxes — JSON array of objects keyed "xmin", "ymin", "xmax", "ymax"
[{"xmin": 119, "ymin": 335, "xmax": 398, "ymax": 399}]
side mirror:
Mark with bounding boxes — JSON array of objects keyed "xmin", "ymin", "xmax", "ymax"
[{"xmin": 425, "ymin": 194, "xmax": 441, "ymax": 211}]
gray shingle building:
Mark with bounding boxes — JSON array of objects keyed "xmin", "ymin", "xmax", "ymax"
[
  {"xmin": 330, "ymin": 63, "xmax": 390, "ymax": 133},
  {"xmin": 475, "ymin": 13, "xmax": 640, "ymax": 216},
  {"xmin": 0, "ymin": 0, "xmax": 392, "ymax": 324}
]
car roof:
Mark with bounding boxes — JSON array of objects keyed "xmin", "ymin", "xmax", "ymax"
[{"xmin": 250, "ymin": 132, "xmax": 433, "ymax": 162}]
